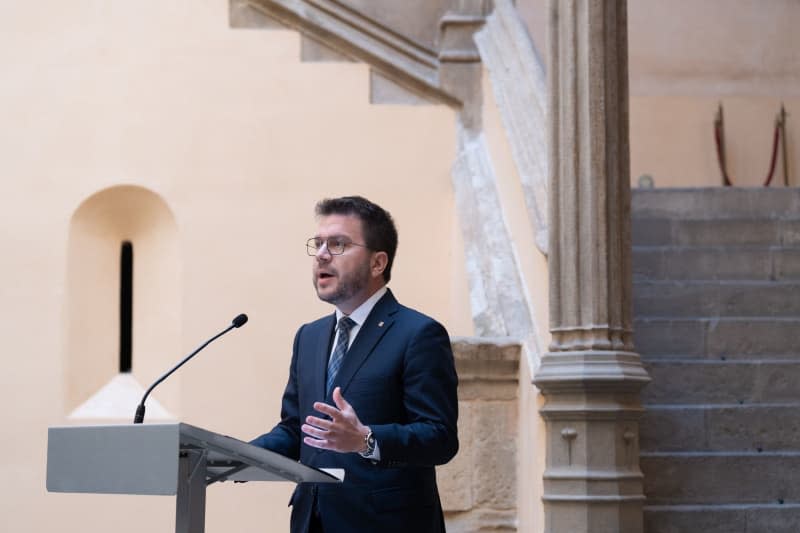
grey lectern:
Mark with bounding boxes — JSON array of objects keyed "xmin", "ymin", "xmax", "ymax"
[{"xmin": 47, "ymin": 423, "xmax": 342, "ymax": 533}]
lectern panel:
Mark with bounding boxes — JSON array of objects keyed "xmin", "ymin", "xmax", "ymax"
[{"xmin": 47, "ymin": 424, "xmax": 180, "ymax": 495}]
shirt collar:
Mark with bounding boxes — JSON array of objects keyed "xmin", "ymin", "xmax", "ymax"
[{"xmin": 335, "ymin": 286, "xmax": 388, "ymax": 326}]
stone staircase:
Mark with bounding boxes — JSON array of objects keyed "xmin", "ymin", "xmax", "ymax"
[
  {"xmin": 632, "ymin": 188, "xmax": 800, "ymax": 533},
  {"xmin": 230, "ymin": 0, "xmax": 487, "ymax": 108}
]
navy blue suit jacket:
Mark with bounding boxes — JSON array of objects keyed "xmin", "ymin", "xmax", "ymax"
[{"xmin": 252, "ymin": 290, "xmax": 459, "ymax": 533}]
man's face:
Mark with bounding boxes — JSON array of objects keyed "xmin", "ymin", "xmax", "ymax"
[{"xmin": 311, "ymin": 214, "xmax": 376, "ymax": 314}]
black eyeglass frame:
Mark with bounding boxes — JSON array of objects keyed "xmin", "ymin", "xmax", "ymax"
[{"xmin": 306, "ymin": 237, "xmax": 369, "ymax": 256}]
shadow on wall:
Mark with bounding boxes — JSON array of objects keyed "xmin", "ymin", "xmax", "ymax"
[{"xmin": 65, "ymin": 185, "xmax": 180, "ymax": 420}]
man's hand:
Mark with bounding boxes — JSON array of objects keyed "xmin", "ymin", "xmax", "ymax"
[{"xmin": 302, "ymin": 387, "xmax": 369, "ymax": 453}]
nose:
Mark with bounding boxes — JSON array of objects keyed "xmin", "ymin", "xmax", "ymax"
[{"xmin": 315, "ymin": 241, "xmax": 333, "ymax": 261}]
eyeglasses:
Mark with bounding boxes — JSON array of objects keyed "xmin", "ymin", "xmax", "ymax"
[{"xmin": 306, "ymin": 237, "xmax": 368, "ymax": 256}]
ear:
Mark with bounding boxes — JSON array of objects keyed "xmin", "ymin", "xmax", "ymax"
[{"xmin": 371, "ymin": 251, "xmax": 388, "ymax": 279}]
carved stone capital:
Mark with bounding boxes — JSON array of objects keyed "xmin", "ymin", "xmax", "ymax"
[
  {"xmin": 534, "ymin": 349, "xmax": 650, "ymax": 395},
  {"xmin": 452, "ymin": 336, "xmax": 521, "ymax": 400}
]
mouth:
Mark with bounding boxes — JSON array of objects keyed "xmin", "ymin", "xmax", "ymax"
[{"xmin": 317, "ymin": 271, "xmax": 336, "ymax": 282}]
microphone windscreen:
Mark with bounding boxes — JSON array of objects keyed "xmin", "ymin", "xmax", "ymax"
[{"xmin": 232, "ymin": 314, "xmax": 248, "ymax": 328}]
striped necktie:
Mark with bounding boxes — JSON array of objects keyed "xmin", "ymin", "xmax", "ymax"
[{"xmin": 327, "ymin": 316, "xmax": 355, "ymax": 394}]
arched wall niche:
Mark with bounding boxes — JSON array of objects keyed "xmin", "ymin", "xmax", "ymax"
[{"xmin": 65, "ymin": 185, "xmax": 181, "ymax": 418}]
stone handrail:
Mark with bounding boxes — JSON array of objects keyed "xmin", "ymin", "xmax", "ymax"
[
  {"xmin": 474, "ymin": 0, "xmax": 549, "ymax": 255},
  {"xmin": 452, "ymin": 129, "xmax": 536, "ymax": 344},
  {"xmin": 243, "ymin": 0, "xmax": 465, "ymax": 107}
]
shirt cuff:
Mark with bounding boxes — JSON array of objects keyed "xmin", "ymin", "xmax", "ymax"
[{"xmin": 360, "ymin": 440, "xmax": 381, "ymax": 461}]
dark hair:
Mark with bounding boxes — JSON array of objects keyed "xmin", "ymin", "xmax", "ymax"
[{"xmin": 315, "ymin": 196, "xmax": 398, "ymax": 283}]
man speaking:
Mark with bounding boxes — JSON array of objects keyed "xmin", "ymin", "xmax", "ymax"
[{"xmin": 251, "ymin": 196, "xmax": 459, "ymax": 533}]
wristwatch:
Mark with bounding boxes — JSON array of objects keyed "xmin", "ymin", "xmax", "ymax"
[{"xmin": 359, "ymin": 429, "xmax": 376, "ymax": 458}]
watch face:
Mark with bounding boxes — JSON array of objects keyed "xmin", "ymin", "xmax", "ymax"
[{"xmin": 360, "ymin": 431, "xmax": 376, "ymax": 457}]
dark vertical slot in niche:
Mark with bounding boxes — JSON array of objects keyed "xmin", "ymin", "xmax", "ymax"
[{"xmin": 120, "ymin": 241, "xmax": 133, "ymax": 373}]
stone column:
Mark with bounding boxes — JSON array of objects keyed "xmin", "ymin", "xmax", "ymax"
[{"xmin": 533, "ymin": 1, "xmax": 650, "ymax": 532}]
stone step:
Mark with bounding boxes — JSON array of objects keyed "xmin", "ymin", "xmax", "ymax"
[
  {"xmin": 632, "ymin": 188, "xmax": 800, "ymax": 220},
  {"xmin": 641, "ymin": 452, "xmax": 800, "ymax": 505},
  {"xmin": 634, "ymin": 317, "xmax": 800, "ymax": 359},
  {"xmin": 633, "ymin": 280, "xmax": 800, "ymax": 318},
  {"xmin": 640, "ymin": 404, "xmax": 800, "ymax": 453},
  {"xmin": 633, "ymin": 246, "xmax": 800, "ymax": 282},
  {"xmin": 641, "ymin": 360, "xmax": 800, "ymax": 405},
  {"xmin": 643, "ymin": 504, "xmax": 800, "ymax": 533},
  {"xmin": 633, "ymin": 217, "xmax": 800, "ymax": 247}
]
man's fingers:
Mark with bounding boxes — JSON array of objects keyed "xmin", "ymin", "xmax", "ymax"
[
  {"xmin": 301, "ymin": 423, "xmax": 328, "ymax": 439},
  {"xmin": 313, "ymin": 401, "xmax": 341, "ymax": 419},
  {"xmin": 305, "ymin": 391, "xmax": 362, "ymax": 454},
  {"xmin": 305, "ymin": 415, "xmax": 332, "ymax": 429},
  {"xmin": 303, "ymin": 436, "xmax": 329, "ymax": 449},
  {"xmin": 332, "ymin": 387, "xmax": 351, "ymax": 411}
]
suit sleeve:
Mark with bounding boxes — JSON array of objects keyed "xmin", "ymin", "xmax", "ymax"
[
  {"xmin": 249, "ymin": 325, "xmax": 304, "ymax": 460},
  {"xmin": 370, "ymin": 320, "xmax": 459, "ymax": 467}
]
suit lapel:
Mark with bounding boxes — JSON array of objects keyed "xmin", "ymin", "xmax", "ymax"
[
  {"xmin": 331, "ymin": 290, "xmax": 399, "ymax": 397},
  {"xmin": 313, "ymin": 313, "xmax": 336, "ymax": 401}
]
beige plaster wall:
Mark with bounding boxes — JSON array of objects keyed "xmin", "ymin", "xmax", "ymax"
[
  {"xmin": 480, "ymin": 68, "xmax": 550, "ymax": 530},
  {"xmin": 631, "ymin": 95, "xmax": 797, "ymax": 188},
  {"xmin": 0, "ymin": 1, "xmax": 472, "ymax": 532},
  {"xmin": 627, "ymin": 0, "xmax": 799, "ymax": 187},
  {"xmin": 517, "ymin": 0, "xmax": 799, "ymax": 188},
  {"xmin": 516, "ymin": 355, "xmax": 546, "ymax": 533}
]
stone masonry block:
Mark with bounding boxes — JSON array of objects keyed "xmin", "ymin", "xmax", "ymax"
[
  {"xmin": 706, "ymin": 405, "xmax": 800, "ymax": 451},
  {"xmin": 634, "ymin": 319, "xmax": 707, "ymax": 358},
  {"xmin": 672, "ymin": 218, "xmax": 781, "ymax": 247},
  {"xmin": 716, "ymin": 282, "xmax": 800, "ymax": 316},
  {"xmin": 780, "ymin": 219, "xmax": 800, "ymax": 246},
  {"xmin": 745, "ymin": 506, "xmax": 800, "ymax": 533},
  {"xmin": 444, "ymin": 508, "xmax": 518, "ymax": 533},
  {"xmin": 635, "ymin": 281, "xmax": 800, "ymax": 318},
  {"xmin": 647, "ymin": 506, "xmax": 800, "ymax": 533},
  {"xmin": 457, "ymin": 380, "xmax": 519, "ymax": 402},
  {"xmin": 752, "ymin": 361, "xmax": 800, "ymax": 402},
  {"xmin": 640, "ymin": 408, "xmax": 705, "ymax": 452},
  {"xmin": 632, "ymin": 188, "xmax": 800, "ymax": 220},
  {"xmin": 642, "ymin": 453, "xmax": 800, "ymax": 504},
  {"xmin": 774, "ymin": 248, "xmax": 800, "ymax": 280},
  {"xmin": 664, "ymin": 248, "xmax": 773, "ymax": 281},
  {"xmin": 452, "ymin": 337, "xmax": 520, "ymax": 401},
  {"xmin": 438, "ymin": 401, "xmax": 474, "ymax": 511},
  {"xmin": 632, "ymin": 218, "xmax": 672, "ymax": 246},
  {"xmin": 633, "ymin": 281, "xmax": 719, "ymax": 318},
  {"xmin": 471, "ymin": 401, "xmax": 517, "ymax": 508},
  {"xmin": 643, "ymin": 402, "xmax": 800, "ymax": 455},
  {"xmin": 642, "ymin": 361, "xmax": 757, "ymax": 405},
  {"xmin": 644, "ymin": 507, "xmax": 746, "ymax": 533},
  {"xmin": 632, "ymin": 247, "xmax": 665, "ymax": 280},
  {"xmin": 451, "ymin": 337, "xmax": 521, "ymax": 374},
  {"xmin": 440, "ymin": 338, "xmax": 520, "ymax": 518},
  {"xmin": 706, "ymin": 318, "xmax": 800, "ymax": 357}
]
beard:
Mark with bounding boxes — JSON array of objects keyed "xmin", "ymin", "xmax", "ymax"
[{"xmin": 314, "ymin": 259, "xmax": 372, "ymax": 307}]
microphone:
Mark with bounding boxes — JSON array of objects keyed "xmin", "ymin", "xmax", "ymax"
[{"xmin": 133, "ymin": 314, "xmax": 249, "ymax": 424}]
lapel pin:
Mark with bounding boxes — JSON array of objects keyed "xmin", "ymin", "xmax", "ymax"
[{"xmin": 378, "ymin": 321, "xmax": 384, "ymax": 327}]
